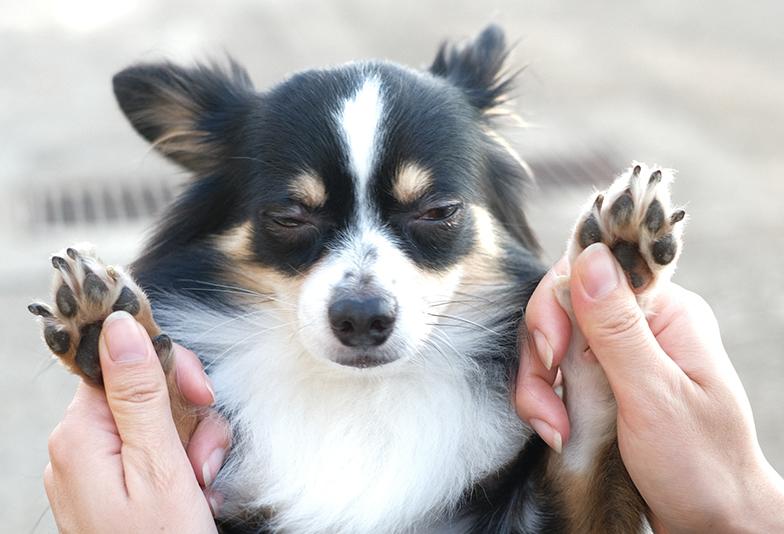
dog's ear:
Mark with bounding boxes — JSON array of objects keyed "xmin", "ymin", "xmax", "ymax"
[
  {"xmin": 429, "ymin": 24, "xmax": 515, "ymax": 112},
  {"xmin": 113, "ymin": 59, "xmax": 255, "ymax": 174}
]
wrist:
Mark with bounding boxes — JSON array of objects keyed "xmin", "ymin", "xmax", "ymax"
[{"xmin": 722, "ymin": 458, "xmax": 784, "ymax": 533}]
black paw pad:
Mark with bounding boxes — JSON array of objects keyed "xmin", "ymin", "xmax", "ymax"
[
  {"xmin": 56, "ymin": 285, "xmax": 78, "ymax": 317},
  {"xmin": 45, "ymin": 325, "xmax": 71, "ymax": 354},
  {"xmin": 75, "ymin": 323, "xmax": 103, "ymax": 384},
  {"xmin": 112, "ymin": 286, "xmax": 140, "ymax": 316},
  {"xmin": 652, "ymin": 234, "xmax": 677, "ymax": 265},
  {"xmin": 611, "ymin": 240, "xmax": 652, "ymax": 291},
  {"xmin": 152, "ymin": 334, "xmax": 174, "ymax": 371},
  {"xmin": 83, "ymin": 270, "xmax": 109, "ymax": 302},
  {"xmin": 578, "ymin": 214, "xmax": 603, "ymax": 249},
  {"xmin": 644, "ymin": 199, "xmax": 665, "ymax": 234},
  {"xmin": 610, "ymin": 190, "xmax": 634, "ymax": 227}
]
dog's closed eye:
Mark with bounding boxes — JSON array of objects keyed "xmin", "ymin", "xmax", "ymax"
[{"xmin": 416, "ymin": 202, "xmax": 463, "ymax": 222}]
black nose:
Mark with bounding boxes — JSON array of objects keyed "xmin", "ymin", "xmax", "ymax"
[{"xmin": 328, "ymin": 294, "xmax": 398, "ymax": 347}]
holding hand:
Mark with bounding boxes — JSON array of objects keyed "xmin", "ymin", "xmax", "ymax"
[
  {"xmin": 45, "ymin": 311, "xmax": 230, "ymax": 533},
  {"xmin": 516, "ymin": 244, "xmax": 784, "ymax": 532}
]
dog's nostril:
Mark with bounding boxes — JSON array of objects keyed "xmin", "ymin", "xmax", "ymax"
[
  {"xmin": 339, "ymin": 321, "xmax": 354, "ymax": 334},
  {"xmin": 328, "ymin": 294, "xmax": 398, "ymax": 347}
]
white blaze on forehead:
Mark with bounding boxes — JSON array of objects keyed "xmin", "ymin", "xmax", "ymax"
[{"xmin": 337, "ymin": 76, "xmax": 384, "ymax": 200}]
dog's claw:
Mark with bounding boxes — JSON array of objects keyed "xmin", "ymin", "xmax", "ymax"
[{"xmin": 28, "ymin": 302, "xmax": 54, "ymax": 318}]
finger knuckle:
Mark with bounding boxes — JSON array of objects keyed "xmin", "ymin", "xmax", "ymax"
[
  {"xmin": 108, "ymin": 374, "xmax": 168, "ymax": 407},
  {"xmin": 596, "ymin": 305, "xmax": 644, "ymax": 340},
  {"xmin": 43, "ymin": 463, "xmax": 54, "ymax": 491},
  {"xmin": 682, "ymin": 289, "xmax": 715, "ymax": 318},
  {"xmin": 47, "ymin": 422, "xmax": 71, "ymax": 465}
]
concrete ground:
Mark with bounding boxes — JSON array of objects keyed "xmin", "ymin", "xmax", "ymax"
[{"xmin": 2, "ymin": 1, "xmax": 782, "ymax": 531}]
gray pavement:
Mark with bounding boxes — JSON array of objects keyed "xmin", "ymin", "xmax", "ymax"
[{"xmin": 2, "ymin": 1, "xmax": 783, "ymax": 531}]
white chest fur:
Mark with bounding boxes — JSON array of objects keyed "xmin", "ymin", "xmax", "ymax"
[{"xmin": 159, "ymin": 300, "xmax": 528, "ymax": 534}]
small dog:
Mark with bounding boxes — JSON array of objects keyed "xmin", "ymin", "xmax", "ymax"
[{"xmin": 30, "ymin": 25, "xmax": 685, "ymax": 533}]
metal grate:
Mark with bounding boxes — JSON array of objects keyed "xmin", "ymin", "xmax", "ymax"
[{"xmin": 28, "ymin": 179, "xmax": 177, "ymax": 228}]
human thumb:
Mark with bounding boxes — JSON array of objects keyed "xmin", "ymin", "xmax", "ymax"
[
  {"xmin": 98, "ymin": 310, "xmax": 180, "ymax": 455},
  {"xmin": 569, "ymin": 243, "xmax": 680, "ymax": 398}
]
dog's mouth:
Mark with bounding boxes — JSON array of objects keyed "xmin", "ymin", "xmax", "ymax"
[{"xmin": 333, "ymin": 353, "xmax": 398, "ymax": 369}]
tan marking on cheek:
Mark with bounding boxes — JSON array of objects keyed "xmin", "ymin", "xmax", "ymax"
[
  {"xmin": 214, "ymin": 222, "xmax": 255, "ymax": 261},
  {"xmin": 458, "ymin": 252, "xmax": 507, "ymax": 290},
  {"xmin": 290, "ymin": 173, "xmax": 327, "ymax": 208},
  {"xmin": 392, "ymin": 163, "xmax": 433, "ymax": 204},
  {"xmin": 471, "ymin": 205, "xmax": 500, "ymax": 257},
  {"xmin": 213, "ymin": 222, "xmax": 308, "ymax": 310}
]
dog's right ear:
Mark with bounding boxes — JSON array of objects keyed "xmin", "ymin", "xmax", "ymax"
[
  {"xmin": 429, "ymin": 24, "xmax": 515, "ymax": 114},
  {"xmin": 113, "ymin": 59, "xmax": 255, "ymax": 175}
]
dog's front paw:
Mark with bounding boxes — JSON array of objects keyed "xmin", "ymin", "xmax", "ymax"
[
  {"xmin": 28, "ymin": 244, "xmax": 169, "ymax": 385},
  {"xmin": 547, "ymin": 164, "xmax": 686, "ymax": 532},
  {"xmin": 568, "ymin": 163, "xmax": 686, "ymax": 306}
]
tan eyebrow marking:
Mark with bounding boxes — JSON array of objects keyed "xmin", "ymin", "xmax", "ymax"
[
  {"xmin": 290, "ymin": 173, "xmax": 327, "ymax": 208},
  {"xmin": 392, "ymin": 163, "xmax": 433, "ymax": 204}
]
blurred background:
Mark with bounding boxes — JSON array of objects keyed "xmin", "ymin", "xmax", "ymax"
[{"xmin": 2, "ymin": 0, "xmax": 782, "ymax": 531}]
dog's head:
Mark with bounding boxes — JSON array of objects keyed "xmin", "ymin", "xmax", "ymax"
[{"xmin": 116, "ymin": 25, "xmax": 539, "ymax": 371}]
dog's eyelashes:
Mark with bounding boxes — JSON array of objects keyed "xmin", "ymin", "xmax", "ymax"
[
  {"xmin": 264, "ymin": 204, "xmax": 318, "ymax": 229},
  {"xmin": 273, "ymin": 216, "xmax": 310, "ymax": 228},
  {"xmin": 417, "ymin": 202, "xmax": 463, "ymax": 222}
]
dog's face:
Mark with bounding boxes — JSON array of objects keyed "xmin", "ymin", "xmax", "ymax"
[{"xmin": 116, "ymin": 26, "xmax": 538, "ymax": 370}]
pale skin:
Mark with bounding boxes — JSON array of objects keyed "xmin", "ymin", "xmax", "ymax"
[{"xmin": 46, "ymin": 245, "xmax": 784, "ymax": 532}]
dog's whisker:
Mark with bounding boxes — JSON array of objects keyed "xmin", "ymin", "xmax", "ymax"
[
  {"xmin": 426, "ymin": 312, "xmax": 500, "ymax": 335},
  {"xmin": 191, "ymin": 309, "xmax": 274, "ymax": 343},
  {"xmin": 175, "ymin": 278, "xmax": 266, "ymax": 295},
  {"xmin": 174, "ymin": 279, "xmax": 296, "ymax": 307},
  {"xmin": 203, "ymin": 321, "xmax": 301, "ymax": 372}
]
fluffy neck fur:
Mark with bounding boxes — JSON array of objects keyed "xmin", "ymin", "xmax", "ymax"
[{"xmin": 153, "ymin": 283, "xmax": 529, "ymax": 534}]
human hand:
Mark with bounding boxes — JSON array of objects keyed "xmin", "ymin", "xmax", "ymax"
[
  {"xmin": 516, "ymin": 243, "xmax": 784, "ymax": 533},
  {"xmin": 44, "ymin": 311, "xmax": 231, "ymax": 533}
]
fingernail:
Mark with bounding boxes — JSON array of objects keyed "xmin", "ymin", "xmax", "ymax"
[
  {"xmin": 102, "ymin": 311, "xmax": 147, "ymax": 362},
  {"xmin": 578, "ymin": 243, "xmax": 619, "ymax": 299},
  {"xmin": 532, "ymin": 330, "xmax": 553, "ymax": 370},
  {"xmin": 530, "ymin": 418, "xmax": 563, "ymax": 454},
  {"xmin": 204, "ymin": 374, "xmax": 215, "ymax": 405},
  {"xmin": 207, "ymin": 492, "xmax": 223, "ymax": 517},
  {"xmin": 202, "ymin": 447, "xmax": 225, "ymax": 488}
]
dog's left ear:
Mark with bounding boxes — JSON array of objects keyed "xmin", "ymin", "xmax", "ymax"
[
  {"xmin": 429, "ymin": 24, "xmax": 515, "ymax": 113},
  {"xmin": 113, "ymin": 59, "xmax": 255, "ymax": 175}
]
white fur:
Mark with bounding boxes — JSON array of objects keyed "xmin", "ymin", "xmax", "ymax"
[
  {"xmin": 297, "ymin": 225, "xmax": 462, "ymax": 369},
  {"xmin": 157, "ymin": 291, "xmax": 526, "ymax": 533},
  {"xmin": 337, "ymin": 76, "xmax": 384, "ymax": 206}
]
